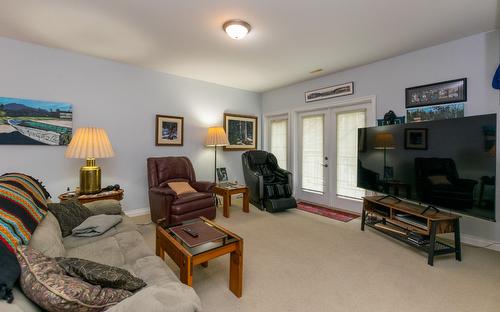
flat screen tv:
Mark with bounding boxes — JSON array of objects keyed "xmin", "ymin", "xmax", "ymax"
[{"xmin": 357, "ymin": 114, "xmax": 496, "ymax": 221}]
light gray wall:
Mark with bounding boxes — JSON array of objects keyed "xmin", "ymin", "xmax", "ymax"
[
  {"xmin": 262, "ymin": 30, "xmax": 500, "ymax": 242},
  {"xmin": 0, "ymin": 37, "xmax": 261, "ymax": 213}
]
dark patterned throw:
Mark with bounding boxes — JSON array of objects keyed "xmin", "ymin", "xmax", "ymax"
[
  {"xmin": 47, "ymin": 200, "xmax": 92, "ymax": 237},
  {"xmin": 56, "ymin": 257, "xmax": 147, "ymax": 291}
]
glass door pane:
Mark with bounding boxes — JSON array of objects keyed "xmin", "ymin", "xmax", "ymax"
[
  {"xmin": 270, "ymin": 119, "xmax": 288, "ymax": 169},
  {"xmin": 301, "ymin": 115, "xmax": 324, "ymax": 194},
  {"xmin": 336, "ymin": 110, "xmax": 366, "ymax": 198}
]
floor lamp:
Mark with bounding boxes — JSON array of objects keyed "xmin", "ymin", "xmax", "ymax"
[
  {"xmin": 205, "ymin": 126, "xmax": 229, "ymax": 183},
  {"xmin": 373, "ymin": 132, "xmax": 395, "ymax": 180}
]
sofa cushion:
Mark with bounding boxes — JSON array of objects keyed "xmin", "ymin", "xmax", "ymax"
[
  {"xmin": 65, "ymin": 231, "xmax": 153, "ymax": 268},
  {"xmin": 106, "ymin": 285, "xmax": 202, "ymax": 312},
  {"xmin": 56, "ymin": 257, "xmax": 146, "ymax": 291},
  {"xmin": 29, "ymin": 212, "xmax": 65, "ymax": 258},
  {"xmin": 84, "ymin": 200, "xmax": 122, "ymax": 216},
  {"xmin": 17, "ymin": 246, "xmax": 132, "ymax": 312},
  {"xmin": 62, "ymin": 216, "xmax": 138, "ymax": 249},
  {"xmin": 47, "ymin": 200, "xmax": 92, "ymax": 237}
]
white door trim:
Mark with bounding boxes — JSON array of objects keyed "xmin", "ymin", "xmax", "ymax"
[{"xmin": 263, "ymin": 95, "xmax": 377, "ymax": 212}]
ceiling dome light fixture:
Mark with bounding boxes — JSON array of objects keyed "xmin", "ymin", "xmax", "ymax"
[{"xmin": 223, "ymin": 19, "xmax": 251, "ymax": 40}]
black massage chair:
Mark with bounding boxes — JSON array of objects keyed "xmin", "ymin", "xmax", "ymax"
[{"xmin": 242, "ymin": 150, "xmax": 297, "ymax": 212}]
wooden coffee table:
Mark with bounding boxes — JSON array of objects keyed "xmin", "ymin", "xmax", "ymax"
[
  {"xmin": 156, "ymin": 217, "xmax": 243, "ymax": 297},
  {"xmin": 213, "ymin": 185, "xmax": 249, "ymax": 218}
]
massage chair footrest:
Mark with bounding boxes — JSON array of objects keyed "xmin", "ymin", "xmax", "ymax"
[{"xmin": 264, "ymin": 197, "xmax": 297, "ymax": 212}]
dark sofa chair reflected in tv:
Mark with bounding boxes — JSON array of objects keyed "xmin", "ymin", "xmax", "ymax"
[
  {"xmin": 415, "ymin": 157, "xmax": 478, "ymax": 210},
  {"xmin": 357, "ymin": 160, "xmax": 382, "ymax": 192}
]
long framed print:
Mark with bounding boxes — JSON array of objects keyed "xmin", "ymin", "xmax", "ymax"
[
  {"xmin": 155, "ymin": 115, "xmax": 184, "ymax": 146},
  {"xmin": 223, "ymin": 113, "xmax": 258, "ymax": 151},
  {"xmin": 305, "ymin": 82, "xmax": 354, "ymax": 103},
  {"xmin": 405, "ymin": 78, "xmax": 467, "ymax": 108}
]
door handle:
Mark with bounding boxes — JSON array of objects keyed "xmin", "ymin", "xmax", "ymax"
[{"xmin": 320, "ymin": 163, "xmax": 328, "ymax": 168}]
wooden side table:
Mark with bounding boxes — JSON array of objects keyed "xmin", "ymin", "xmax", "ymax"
[
  {"xmin": 58, "ymin": 189, "xmax": 124, "ymax": 204},
  {"xmin": 213, "ymin": 185, "xmax": 249, "ymax": 218}
]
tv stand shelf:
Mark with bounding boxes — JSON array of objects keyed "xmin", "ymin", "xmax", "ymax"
[{"xmin": 361, "ymin": 196, "xmax": 461, "ymax": 266}]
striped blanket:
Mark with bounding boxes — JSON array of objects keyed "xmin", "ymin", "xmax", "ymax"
[
  {"xmin": 0, "ymin": 173, "xmax": 49, "ymax": 253},
  {"xmin": 0, "ymin": 173, "xmax": 49, "ymax": 302}
]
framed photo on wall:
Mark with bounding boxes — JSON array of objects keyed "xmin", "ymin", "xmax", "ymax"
[
  {"xmin": 223, "ymin": 113, "xmax": 258, "ymax": 151},
  {"xmin": 405, "ymin": 128, "xmax": 428, "ymax": 150},
  {"xmin": 305, "ymin": 82, "xmax": 354, "ymax": 103},
  {"xmin": 155, "ymin": 115, "xmax": 184, "ymax": 146},
  {"xmin": 405, "ymin": 78, "xmax": 467, "ymax": 108}
]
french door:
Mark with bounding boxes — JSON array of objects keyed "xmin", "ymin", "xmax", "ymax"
[
  {"xmin": 298, "ymin": 110, "xmax": 330, "ymax": 205},
  {"xmin": 297, "ymin": 103, "xmax": 372, "ymax": 211}
]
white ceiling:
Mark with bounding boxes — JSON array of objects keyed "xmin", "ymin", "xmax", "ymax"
[{"xmin": 0, "ymin": 0, "xmax": 498, "ymax": 92}]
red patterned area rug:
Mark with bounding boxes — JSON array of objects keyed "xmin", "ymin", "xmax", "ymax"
[{"xmin": 296, "ymin": 202, "xmax": 359, "ymax": 222}]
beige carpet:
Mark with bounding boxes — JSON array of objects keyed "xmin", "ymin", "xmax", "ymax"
[{"xmin": 133, "ymin": 200, "xmax": 500, "ymax": 312}]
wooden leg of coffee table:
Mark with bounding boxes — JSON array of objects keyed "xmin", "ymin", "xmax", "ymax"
[
  {"xmin": 156, "ymin": 235, "xmax": 165, "ymax": 260},
  {"xmin": 229, "ymin": 240, "xmax": 243, "ymax": 297},
  {"xmin": 228, "ymin": 194, "xmax": 232, "ymax": 206},
  {"xmin": 223, "ymin": 193, "xmax": 230, "ymax": 218},
  {"xmin": 179, "ymin": 256, "xmax": 193, "ymax": 286},
  {"xmin": 243, "ymin": 190, "xmax": 249, "ymax": 213}
]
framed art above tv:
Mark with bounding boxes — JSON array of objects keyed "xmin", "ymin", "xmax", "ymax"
[{"xmin": 405, "ymin": 78, "xmax": 467, "ymax": 108}]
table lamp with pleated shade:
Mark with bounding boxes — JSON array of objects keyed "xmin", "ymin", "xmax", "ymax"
[
  {"xmin": 65, "ymin": 128, "xmax": 115, "ymax": 194},
  {"xmin": 205, "ymin": 126, "xmax": 229, "ymax": 182}
]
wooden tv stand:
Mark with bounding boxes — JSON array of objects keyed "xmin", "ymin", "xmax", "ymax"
[{"xmin": 361, "ymin": 196, "xmax": 461, "ymax": 266}]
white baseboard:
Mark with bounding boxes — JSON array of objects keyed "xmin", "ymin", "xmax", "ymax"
[
  {"xmin": 125, "ymin": 207, "xmax": 150, "ymax": 217},
  {"xmin": 461, "ymin": 234, "xmax": 500, "ymax": 252}
]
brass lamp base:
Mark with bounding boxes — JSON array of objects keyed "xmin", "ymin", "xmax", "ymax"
[{"xmin": 79, "ymin": 158, "xmax": 101, "ymax": 194}]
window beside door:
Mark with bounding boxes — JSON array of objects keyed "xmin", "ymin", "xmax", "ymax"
[{"xmin": 269, "ymin": 118, "xmax": 288, "ymax": 169}]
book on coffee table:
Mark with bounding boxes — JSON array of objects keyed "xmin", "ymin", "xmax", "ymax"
[{"xmin": 170, "ymin": 221, "xmax": 227, "ymax": 248}]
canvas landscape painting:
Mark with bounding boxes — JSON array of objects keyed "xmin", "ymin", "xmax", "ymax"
[{"xmin": 0, "ymin": 97, "xmax": 72, "ymax": 145}]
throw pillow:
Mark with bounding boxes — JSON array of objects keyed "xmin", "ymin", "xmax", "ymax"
[
  {"xmin": 0, "ymin": 180, "xmax": 47, "ymax": 303},
  {"xmin": 167, "ymin": 182, "xmax": 197, "ymax": 196},
  {"xmin": 47, "ymin": 200, "xmax": 92, "ymax": 237},
  {"xmin": 17, "ymin": 246, "xmax": 132, "ymax": 312},
  {"xmin": 427, "ymin": 175, "xmax": 452, "ymax": 185},
  {"xmin": 56, "ymin": 257, "xmax": 146, "ymax": 291}
]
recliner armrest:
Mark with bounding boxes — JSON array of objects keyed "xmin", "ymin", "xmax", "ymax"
[
  {"xmin": 150, "ymin": 187, "xmax": 177, "ymax": 197},
  {"xmin": 456, "ymin": 179, "xmax": 478, "ymax": 190},
  {"xmin": 191, "ymin": 181, "xmax": 215, "ymax": 193}
]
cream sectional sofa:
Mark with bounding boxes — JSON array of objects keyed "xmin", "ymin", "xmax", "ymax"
[{"xmin": 1, "ymin": 210, "xmax": 202, "ymax": 312}]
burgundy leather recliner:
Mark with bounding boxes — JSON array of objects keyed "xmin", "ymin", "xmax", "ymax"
[{"xmin": 147, "ymin": 156, "xmax": 216, "ymax": 224}]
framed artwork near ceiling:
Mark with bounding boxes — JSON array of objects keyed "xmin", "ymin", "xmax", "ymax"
[
  {"xmin": 405, "ymin": 78, "xmax": 467, "ymax": 108},
  {"xmin": 223, "ymin": 113, "xmax": 258, "ymax": 151},
  {"xmin": 0, "ymin": 96, "xmax": 72, "ymax": 145},
  {"xmin": 155, "ymin": 114, "xmax": 184, "ymax": 146},
  {"xmin": 305, "ymin": 82, "xmax": 354, "ymax": 103}
]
